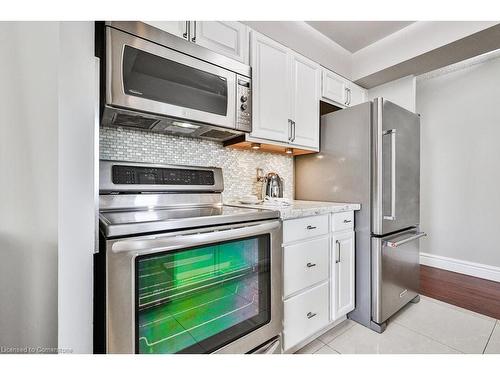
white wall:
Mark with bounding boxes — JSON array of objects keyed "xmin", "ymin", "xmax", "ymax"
[
  {"xmin": 417, "ymin": 54, "xmax": 500, "ymax": 268},
  {"xmin": 0, "ymin": 22, "xmax": 59, "ymax": 351},
  {"xmin": 0, "ymin": 21, "xmax": 95, "ymax": 354},
  {"xmin": 57, "ymin": 21, "xmax": 95, "ymax": 354},
  {"xmin": 367, "ymin": 76, "xmax": 416, "ymax": 112}
]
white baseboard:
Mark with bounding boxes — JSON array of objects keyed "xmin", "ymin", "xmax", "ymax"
[{"xmin": 420, "ymin": 252, "xmax": 500, "ymax": 283}]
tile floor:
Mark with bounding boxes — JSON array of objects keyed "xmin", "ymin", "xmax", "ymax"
[{"xmin": 295, "ymin": 296, "xmax": 500, "ymax": 354}]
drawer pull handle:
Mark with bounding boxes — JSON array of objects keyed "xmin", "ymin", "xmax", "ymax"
[
  {"xmin": 343, "ymin": 219, "xmax": 352, "ymax": 223},
  {"xmin": 306, "ymin": 225, "xmax": 317, "ymax": 230},
  {"xmin": 307, "ymin": 312, "xmax": 317, "ymax": 319},
  {"xmin": 306, "ymin": 262, "xmax": 316, "ymax": 268}
]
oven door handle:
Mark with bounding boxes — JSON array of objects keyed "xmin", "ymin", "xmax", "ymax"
[{"xmin": 111, "ymin": 220, "xmax": 281, "ymax": 255}]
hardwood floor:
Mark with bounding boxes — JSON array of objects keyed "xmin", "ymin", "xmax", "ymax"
[{"xmin": 420, "ymin": 265, "xmax": 500, "ymax": 320}]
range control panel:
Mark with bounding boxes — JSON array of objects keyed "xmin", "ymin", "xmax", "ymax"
[{"xmin": 112, "ymin": 165, "xmax": 215, "ymax": 186}]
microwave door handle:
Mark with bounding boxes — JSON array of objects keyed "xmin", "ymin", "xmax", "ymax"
[
  {"xmin": 383, "ymin": 129, "xmax": 396, "ymax": 220},
  {"xmin": 110, "ymin": 221, "xmax": 280, "ymax": 255}
]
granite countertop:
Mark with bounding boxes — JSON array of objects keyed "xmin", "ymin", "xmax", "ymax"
[{"xmin": 226, "ymin": 199, "xmax": 361, "ymax": 220}]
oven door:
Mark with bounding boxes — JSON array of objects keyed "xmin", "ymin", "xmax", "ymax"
[
  {"xmin": 106, "ymin": 220, "xmax": 282, "ymax": 354},
  {"xmin": 106, "ymin": 27, "xmax": 237, "ymax": 130}
]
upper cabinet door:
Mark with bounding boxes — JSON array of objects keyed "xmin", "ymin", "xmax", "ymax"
[
  {"xmin": 346, "ymin": 83, "xmax": 367, "ymax": 107},
  {"xmin": 143, "ymin": 21, "xmax": 189, "ymax": 40},
  {"xmin": 250, "ymin": 31, "xmax": 290, "ymax": 143},
  {"xmin": 290, "ymin": 53, "xmax": 320, "ymax": 149},
  {"xmin": 192, "ymin": 21, "xmax": 249, "ymax": 64},
  {"xmin": 322, "ymin": 69, "xmax": 347, "ymax": 105}
]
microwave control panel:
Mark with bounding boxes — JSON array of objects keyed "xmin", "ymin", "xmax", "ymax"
[{"xmin": 236, "ymin": 76, "xmax": 252, "ymax": 132}]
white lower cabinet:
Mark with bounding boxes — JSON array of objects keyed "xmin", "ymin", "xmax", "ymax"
[
  {"xmin": 283, "ymin": 282, "xmax": 329, "ymax": 351},
  {"xmin": 283, "ymin": 236, "xmax": 329, "ymax": 297},
  {"xmin": 331, "ymin": 230, "xmax": 355, "ymax": 320},
  {"xmin": 282, "ymin": 212, "xmax": 356, "ymax": 352}
]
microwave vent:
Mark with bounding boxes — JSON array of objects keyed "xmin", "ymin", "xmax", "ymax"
[
  {"xmin": 112, "ymin": 113, "xmax": 158, "ymax": 129},
  {"xmin": 199, "ymin": 129, "xmax": 236, "ymax": 140}
]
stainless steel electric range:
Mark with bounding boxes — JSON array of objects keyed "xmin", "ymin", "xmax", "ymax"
[{"xmin": 94, "ymin": 160, "xmax": 282, "ymax": 354}]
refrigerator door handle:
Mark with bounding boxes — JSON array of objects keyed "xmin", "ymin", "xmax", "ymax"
[
  {"xmin": 384, "ymin": 232, "xmax": 427, "ymax": 248},
  {"xmin": 383, "ymin": 129, "xmax": 396, "ymax": 221}
]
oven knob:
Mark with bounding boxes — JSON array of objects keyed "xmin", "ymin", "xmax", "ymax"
[
  {"xmin": 240, "ymin": 95, "xmax": 248, "ymax": 103},
  {"xmin": 240, "ymin": 103, "xmax": 248, "ymax": 111}
]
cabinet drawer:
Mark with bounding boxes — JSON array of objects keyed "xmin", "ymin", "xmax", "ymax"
[
  {"xmin": 331, "ymin": 211, "xmax": 354, "ymax": 232},
  {"xmin": 283, "ymin": 282, "xmax": 329, "ymax": 351},
  {"xmin": 283, "ymin": 214, "xmax": 329, "ymax": 243},
  {"xmin": 283, "ymin": 237, "xmax": 329, "ymax": 297}
]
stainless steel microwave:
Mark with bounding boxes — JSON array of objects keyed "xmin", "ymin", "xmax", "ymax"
[{"xmin": 101, "ymin": 21, "xmax": 252, "ymax": 141}]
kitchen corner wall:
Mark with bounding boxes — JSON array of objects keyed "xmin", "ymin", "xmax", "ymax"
[{"xmin": 100, "ymin": 126, "xmax": 294, "ymax": 201}]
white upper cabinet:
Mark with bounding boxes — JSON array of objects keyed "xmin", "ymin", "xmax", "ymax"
[
  {"xmin": 143, "ymin": 21, "xmax": 189, "ymax": 40},
  {"xmin": 193, "ymin": 21, "xmax": 249, "ymax": 64},
  {"xmin": 290, "ymin": 54, "xmax": 321, "ymax": 149},
  {"xmin": 250, "ymin": 31, "xmax": 290, "ymax": 143},
  {"xmin": 143, "ymin": 21, "xmax": 249, "ymax": 64},
  {"xmin": 250, "ymin": 31, "xmax": 321, "ymax": 150},
  {"xmin": 346, "ymin": 82, "xmax": 367, "ymax": 107},
  {"xmin": 322, "ymin": 68, "xmax": 367, "ymax": 107},
  {"xmin": 322, "ymin": 69, "xmax": 347, "ymax": 105}
]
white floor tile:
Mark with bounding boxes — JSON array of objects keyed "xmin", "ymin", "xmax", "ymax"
[
  {"xmin": 294, "ymin": 339, "xmax": 324, "ymax": 354},
  {"xmin": 328, "ymin": 322, "xmax": 460, "ymax": 354},
  {"xmin": 314, "ymin": 345, "xmax": 339, "ymax": 354},
  {"xmin": 392, "ymin": 296, "xmax": 496, "ymax": 353},
  {"xmin": 484, "ymin": 321, "xmax": 500, "ymax": 354},
  {"xmin": 317, "ymin": 319, "xmax": 356, "ymax": 344},
  {"xmin": 419, "ymin": 295, "xmax": 496, "ymax": 323}
]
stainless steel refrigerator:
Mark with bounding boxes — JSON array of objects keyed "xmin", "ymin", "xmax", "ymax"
[{"xmin": 295, "ymin": 98, "xmax": 426, "ymax": 333}]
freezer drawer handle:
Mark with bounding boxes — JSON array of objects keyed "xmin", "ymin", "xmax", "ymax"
[
  {"xmin": 307, "ymin": 312, "xmax": 317, "ymax": 319},
  {"xmin": 306, "ymin": 262, "xmax": 317, "ymax": 268},
  {"xmin": 384, "ymin": 232, "xmax": 427, "ymax": 248}
]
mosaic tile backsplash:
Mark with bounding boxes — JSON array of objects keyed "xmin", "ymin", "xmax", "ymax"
[{"xmin": 100, "ymin": 126, "xmax": 294, "ymax": 201}]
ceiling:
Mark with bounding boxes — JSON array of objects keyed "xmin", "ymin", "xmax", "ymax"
[{"xmin": 306, "ymin": 21, "xmax": 415, "ymax": 53}]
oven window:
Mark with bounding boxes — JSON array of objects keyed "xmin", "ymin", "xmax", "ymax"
[
  {"xmin": 135, "ymin": 235, "xmax": 271, "ymax": 354},
  {"xmin": 122, "ymin": 46, "xmax": 228, "ymax": 116}
]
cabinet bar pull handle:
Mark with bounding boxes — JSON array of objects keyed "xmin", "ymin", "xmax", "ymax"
[
  {"xmin": 306, "ymin": 262, "xmax": 316, "ymax": 268},
  {"xmin": 343, "ymin": 219, "xmax": 352, "ymax": 223},
  {"xmin": 288, "ymin": 119, "xmax": 292, "ymax": 141},
  {"xmin": 307, "ymin": 312, "xmax": 317, "ymax": 319},
  {"xmin": 335, "ymin": 240, "xmax": 341, "ymax": 263},
  {"xmin": 191, "ymin": 21, "xmax": 197, "ymax": 42},
  {"xmin": 306, "ymin": 225, "xmax": 316, "ymax": 230},
  {"xmin": 183, "ymin": 21, "xmax": 189, "ymax": 39}
]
